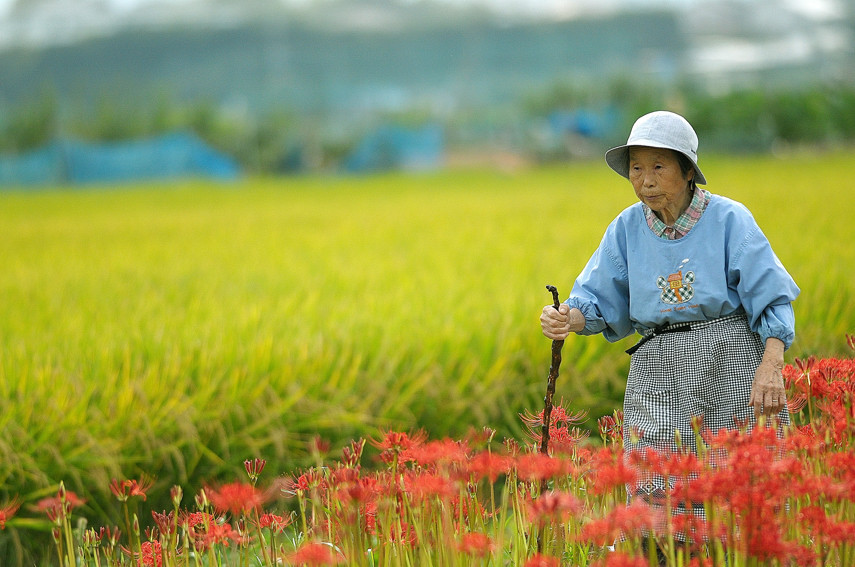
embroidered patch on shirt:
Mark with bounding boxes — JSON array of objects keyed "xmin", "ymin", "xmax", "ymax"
[
  {"xmin": 656, "ymin": 269, "xmax": 696, "ymax": 304},
  {"xmin": 644, "ymin": 186, "xmax": 710, "ymax": 239}
]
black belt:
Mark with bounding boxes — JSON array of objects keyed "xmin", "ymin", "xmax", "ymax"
[
  {"xmin": 625, "ymin": 322, "xmax": 693, "ymax": 355},
  {"xmin": 625, "ymin": 314, "xmax": 746, "ymax": 355}
]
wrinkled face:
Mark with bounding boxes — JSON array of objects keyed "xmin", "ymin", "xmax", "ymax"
[{"xmin": 628, "ymin": 147, "xmax": 694, "ymax": 225}]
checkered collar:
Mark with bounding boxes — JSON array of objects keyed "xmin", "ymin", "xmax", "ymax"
[{"xmin": 643, "ymin": 185, "xmax": 710, "ymax": 240}]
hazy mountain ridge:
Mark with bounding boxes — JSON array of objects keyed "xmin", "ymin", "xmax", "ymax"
[
  {"xmin": 0, "ymin": 0, "xmax": 534, "ymax": 49},
  {"xmin": 0, "ymin": 0, "xmax": 851, "ymax": 121},
  {"xmin": 0, "ymin": 7, "xmax": 686, "ymax": 115}
]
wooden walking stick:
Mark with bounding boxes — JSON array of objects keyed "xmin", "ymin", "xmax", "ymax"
[
  {"xmin": 536, "ymin": 285, "xmax": 566, "ymax": 552},
  {"xmin": 540, "ymin": 285, "xmax": 565, "ymax": 458}
]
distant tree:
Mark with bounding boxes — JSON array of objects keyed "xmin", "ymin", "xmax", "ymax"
[
  {"xmin": 149, "ymin": 91, "xmax": 185, "ymax": 135},
  {"xmin": 0, "ymin": 89, "xmax": 58, "ymax": 152},
  {"xmin": 70, "ymin": 93, "xmax": 148, "ymax": 142},
  {"xmin": 521, "ymin": 79, "xmax": 590, "ymax": 117}
]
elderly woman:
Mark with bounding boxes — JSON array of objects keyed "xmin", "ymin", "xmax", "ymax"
[{"xmin": 540, "ymin": 111, "xmax": 799, "ymax": 527}]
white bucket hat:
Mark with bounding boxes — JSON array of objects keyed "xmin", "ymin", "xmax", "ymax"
[{"xmin": 605, "ymin": 111, "xmax": 707, "ymax": 185}]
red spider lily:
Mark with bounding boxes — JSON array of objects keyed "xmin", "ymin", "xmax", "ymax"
[
  {"xmin": 670, "ymin": 512, "xmax": 710, "ymax": 549},
  {"xmin": 401, "ymin": 438, "xmax": 470, "ymax": 468},
  {"xmin": 467, "ymin": 450, "xmax": 512, "ymax": 483},
  {"xmin": 83, "ymin": 526, "xmax": 120, "ymax": 548},
  {"xmin": 384, "ymin": 519, "xmax": 418, "ymax": 547},
  {"xmin": 179, "ymin": 510, "xmax": 218, "ymax": 544},
  {"xmin": 151, "ymin": 510, "xmax": 176, "ymax": 537},
  {"xmin": 535, "ymin": 402, "xmax": 589, "ymax": 429},
  {"xmin": 741, "ymin": 520, "xmax": 806, "ymax": 564},
  {"xmin": 783, "ymin": 424, "xmax": 823, "ymax": 456},
  {"xmin": 798, "ymin": 505, "xmax": 855, "ymax": 546},
  {"xmin": 786, "ymin": 393, "xmax": 809, "ymax": 414},
  {"xmin": 791, "ymin": 472, "xmax": 850, "ymax": 503},
  {"xmin": 515, "ymin": 453, "xmax": 567, "ymax": 482},
  {"xmin": 36, "ymin": 488, "xmax": 86, "ymax": 523},
  {"xmin": 110, "ymin": 475, "xmax": 155, "ymax": 502},
  {"xmin": 341, "ymin": 439, "xmax": 366, "ymax": 469},
  {"xmin": 523, "ymin": 553, "xmax": 561, "ymax": 567},
  {"xmin": 258, "ymin": 512, "xmax": 292, "ymax": 533},
  {"xmin": 361, "ymin": 500, "xmax": 378, "ymax": 535},
  {"xmin": 525, "ymin": 490, "xmax": 583, "ymax": 525},
  {"xmin": 243, "ymin": 458, "xmax": 266, "ymax": 483},
  {"xmin": 195, "ymin": 488, "xmax": 210, "ymax": 510},
  {"xmin": 141, "ymin": 541, "xmax": 163, "ymax": 567},
  {"xmin": 401, "ymin": 470, "xmax": 457, "ymax": 502},
  {"xmin": 504, "ymin": 438, "xmax": 523, "ymax": 457},
  {"xmin": 282, "ymin": 468, "xmax": 327, "ymax": 497},
  {"xmin": 332, "ymin": 473, "xmax": 383, "ymax": 506},
  {"xmin": 180, "ymin": 510, "xmax": 216, "ymax": 530},
  {"xmin": 549, "ymin": 425, "xmax": 590, "ymax": 454},
  {"xmin": 786, "ymin": 356, "xmax": 855, "ymax": 405},
  {"xmin": 819, "ymin": 403, "xmax": 855, "ymax": 447},
  {"xmin": 181, "ymin": 511, "xmax": 249, "ymax": 550},
  {"xmin": 682, "ymin": 471, "xmax": 733, "ymax": 514},
  {"xmin": 578, "ymin": 502, "xmax": 660, "ymax": 545},
  {"xmin": 0, "ymin": 497, "xmax": 21, "ymax": 529},
  {"xmin": 451, "ymin": 494, "xmax": 487, "ymax": 526},
  {"xmin": 695, "ymin": 431, "xmax": 789, "ymax": 509},
  {"xmin": 689, "ymin": 428, "xmax": 809, "ymax": 562},
  {"xmin": 565, "ymin": 445, "xmax": 596, "ymax": 479},
  {"xmin": 520, "ymin": 402, "xmax": 590, "ymax": 454},
  {"xmin": 308, "ymin": 436, "xmax": 331, "ymax": 458},
  {"xmin": 630, "ymin": 447, "xmax": 703, "ymax": 481},
  {"xmin": 330, "ymin": 465, "xmax": 360, "ymax": 485},
  {"xmin": 370, "ymin": 429, "xmax": 428, "ymax": 466},
  {"xmin": 205, "ymin": 482, "xmax": 267, "ymax": 517},
  {"xmin": 457, "ymin": 531, "xmax": 494, "ymax": 557},
  {"xmin": 122, "ymin": 540, "xmax": 163, "ymax": 567},
  {"xmin": 287, "ymin": 541, "xmax": 346, "ymax": 566},
  {"xmin": 826, "ymin": 452, "xmax": 855, "ymax": 497},
  {"xmin": 687, "ymin": 556, "xmax": 716, "ymax": 567},
  {"xmin": 592, "ymin": 551, "xmax": 650, "ymax": 567},
  {"xmin": 590, "ymin": 446, "xmax": 637, "ymax": 495},
  {"xmin": 464, "ymin": 426, "xmax": 496, "ymax": 448},
  {"xmin": 598, "ymin": 410, "xmax": 624, "ymax": 445},
  {"xmin": 193, "ymin": 521, "xmax": 241, "ymax": 551},
  {"xmin": 170, "ymin": 485, "xmax": 183, "ymax": 508}
]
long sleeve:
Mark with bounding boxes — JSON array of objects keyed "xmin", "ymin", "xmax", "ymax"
[
  {"xmin": 729, "ymin": 222, "xmax": 800, "ymax": 349},
  {"xmin": 565, "ymin": 223, "xmax": 634, "ymax": 342}
]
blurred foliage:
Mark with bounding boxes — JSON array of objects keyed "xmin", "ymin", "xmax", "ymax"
[{"xmin": 3, "ymin": 78, "xmax": 855, "ymax": 173}]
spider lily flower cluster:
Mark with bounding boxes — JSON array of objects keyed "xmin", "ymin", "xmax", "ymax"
[{"xmin": 1, "ymin": 343, "xmax": 853, "ymax": 566}]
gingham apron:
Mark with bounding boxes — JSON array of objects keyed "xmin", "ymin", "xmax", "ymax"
[{"xmin": 622, "ymin": 314, "xmax": 790, "ymax": 525}]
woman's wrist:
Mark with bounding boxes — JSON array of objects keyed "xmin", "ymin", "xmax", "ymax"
[
  {"xmin": 568, "ymin": 308, "xmax": 586, "ymax": 333},
  {"xmin": 762, "ymin": 337, "xmax": 785, "ymax": 368}
]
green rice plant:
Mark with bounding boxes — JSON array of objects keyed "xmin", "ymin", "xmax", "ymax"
[{"xmin": 0, "ymin": 152, "xmax": 852, "ymax": 560}]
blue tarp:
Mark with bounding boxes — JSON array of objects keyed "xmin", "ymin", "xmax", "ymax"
[
  {"xmin": 343, "ymin": 124, "xmax": 444, "ymax": 173},
  {"xmin": 0, "ymin": 132, "xmax": 240, "ymax": 187},
  {"xmin": 548, "ymin": 107, "xmax": 619, "ymax": 139}
]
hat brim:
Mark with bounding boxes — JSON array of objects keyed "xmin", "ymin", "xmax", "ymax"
[{"xmin": 605, "ymin": 142, "xmax": 707, "ymax": 185}]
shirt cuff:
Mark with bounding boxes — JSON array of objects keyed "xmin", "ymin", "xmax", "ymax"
[
  {"xmin": 565, "ymin": 297, "xmax": 607, "ymax": 336},
  {"xmin": 756, "ymin": 304, "xmax": 796, "ymax": 350}
]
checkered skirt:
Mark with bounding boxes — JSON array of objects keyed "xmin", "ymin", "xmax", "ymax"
[{"xmin": 622, "ymin": 314, "xmax": 790, "ymax": 525}]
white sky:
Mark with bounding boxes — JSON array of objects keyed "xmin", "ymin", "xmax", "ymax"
[
  {"xmin": 0, "ymin": 0, "xmax": 689, "ymax": 16},
  {"xmin": 0, "ymin": 0, "xmax": 844, "ymax": 21}
]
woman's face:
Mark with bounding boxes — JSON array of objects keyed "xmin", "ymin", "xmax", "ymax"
[{"xmin": 628, "ymin": 146, "xmax": 694, "ymax": 225}]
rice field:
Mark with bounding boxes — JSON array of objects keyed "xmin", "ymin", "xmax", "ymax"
[{"xmin": 0, "ymin": 150, "xmax": 853, "ymax": 558}]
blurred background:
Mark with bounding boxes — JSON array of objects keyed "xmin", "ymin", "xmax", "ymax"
[{"xmin": 0, "ymin": 0, "xmax": 853, "ymax": 185}]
